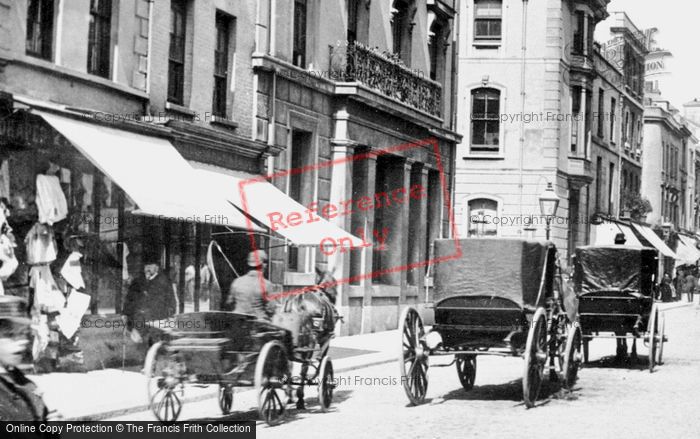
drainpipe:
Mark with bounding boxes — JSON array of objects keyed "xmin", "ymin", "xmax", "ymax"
[{"xmin": 518, "ymin": 0, "xmax": 529, "ymax": 229}]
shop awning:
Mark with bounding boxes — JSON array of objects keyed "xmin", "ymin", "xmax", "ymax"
[
  {"xmin": 191, "ymin": 162, "xmax": 366, "ymax": 248},
  {"xmin": 630, "ymin": 223, "xmax": 677, "ymax": 258},
  {"xmin": 676, "ymin": 235, "xmax": 700, "ymax": 265},
  {"xmin": 35, "ymin": 111, "xmax": 256, "ymax": 229},
  {"xmin": 592, "ymin": 222, "xmax": 643, "ymax": 247}
]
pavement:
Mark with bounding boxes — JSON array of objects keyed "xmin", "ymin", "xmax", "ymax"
[
  {"xmin": 29, "ymin": 299, "xmax": 694, "ymax": 422},
  {"xmin": 29, "ymin": 326, "xmax": 400, "ymax": 421}
]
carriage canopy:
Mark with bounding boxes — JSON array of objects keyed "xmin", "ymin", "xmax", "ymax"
[
  {"xmin": 433, "ymin": 238, "xmax": 556, "ymax": 309},
  {"xmin": 573, "ymin": 245, "xmax": 658, "ymax": 296}
]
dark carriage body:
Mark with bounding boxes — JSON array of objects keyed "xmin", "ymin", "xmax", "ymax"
[
  {"xmin": 573, "ymin": 245, "xmax": 657, "ymax": 335},
  {"xmin": 163, "ymin": 311, "xmax": 293, "ymax": 384},
  {"xmin": 432, "ymin": 238, "xmax": 565, "ymax": 350}
]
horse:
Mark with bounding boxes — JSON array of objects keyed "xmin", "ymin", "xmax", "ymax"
[{"xmin": 274, "ymin": 267, "xmax": 339, "ymax": 410}]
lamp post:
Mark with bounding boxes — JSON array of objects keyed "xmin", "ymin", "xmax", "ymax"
[{"xmin": 539, "ymin": 182, "xmax": 560, "ymax": 241}]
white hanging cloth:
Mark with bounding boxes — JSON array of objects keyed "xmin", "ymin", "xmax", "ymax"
[{"xmin": 36, "ymin": 174, "xmax": 68, "ymax": 225}]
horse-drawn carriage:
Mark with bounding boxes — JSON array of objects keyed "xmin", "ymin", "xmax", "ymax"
[
  {"xmin": 573, "ymin": 245, "xmax": 666, "ymax": 371},
  {"xmin": 144, "ymin": 278, "xmax": 339, "ymax": 425},
  {"xmin": 399, "ymin": 238, "xmax": 580, "ymax": 408}
]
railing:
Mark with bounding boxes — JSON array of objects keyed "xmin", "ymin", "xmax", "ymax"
[{"xmin": 330, "ymin": 41, "xmax": 442, "ymax": 118}]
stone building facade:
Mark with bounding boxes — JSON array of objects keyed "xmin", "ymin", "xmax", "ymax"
[
  {"xmin": 453, "ymin": 0, "xmax": 610, "ymax": 263},
  {"xmin": 252, "ymin": 0, "xmax": 460, "ymax": 334}
]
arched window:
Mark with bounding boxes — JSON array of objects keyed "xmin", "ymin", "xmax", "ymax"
[
  {"xmin": 470, "ymin": 88, "xmax": 501, "ymax": 153},
  {"xmin": 391, "ymin": 1, "xmax": 411, "ymax": 62},
  {"xmin": 467, "ymin": 198, "xmax": 498, "ymax": 237},
  {"xmin": 428, "ymin": 15, "xmax": 447, "ymax": 83}
]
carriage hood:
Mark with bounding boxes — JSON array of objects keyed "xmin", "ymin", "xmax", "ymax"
[
  {"xmin": 573, "ymin": 246, "xmax": 658, "ymax": 296},
  {"xmin": 432, "ymin": 238, "xmax": 557, "ymax": 310}
]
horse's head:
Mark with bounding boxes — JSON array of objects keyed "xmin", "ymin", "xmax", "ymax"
[{"xmin": 315, "ymin": 266, "xmax": 338, "ymax": 305}]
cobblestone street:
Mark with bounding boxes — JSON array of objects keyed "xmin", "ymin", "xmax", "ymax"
[{"xmin": 108, "ymin": 304, "xmax": 700, "ymax": 439}]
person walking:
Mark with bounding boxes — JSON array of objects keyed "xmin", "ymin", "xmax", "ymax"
[{"xmin": 684, "ymin": 270, "xmax": 697, "ymax": 303}]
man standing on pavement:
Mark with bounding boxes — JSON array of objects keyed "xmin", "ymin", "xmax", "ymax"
[
  {"xmin": 123, "ymin": 257, "xmax": 177, "ymax": 339},
  {"xmin": 226, "ymin": 250, "xmax": 276, "ymax": 320},
  {"xmin": 673, "ymin": 268, "xmax": 684, "ymax": 302}
]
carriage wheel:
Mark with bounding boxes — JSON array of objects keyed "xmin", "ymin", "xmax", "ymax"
[
  {"xmin": 145, "ymin": 342, "xmax": 184, "ymax": 422},
  {"xmin": 522, "ymin": 307, "xmax": 547, "ymax": 408},
  {"xmin": 647, "ymin": 306, "xmax": 658, "ymax": 373},
  {"xmin": 398, "ymin": 306, "xmax": 428, "ymax": 405},
  {"xmin": 144, "ymin": 341, "xmax": 167, "ymax": 403},
  {"xmin": 656, "ymin": 313, "xmax": 666, "ymax": 366},
  {"xmin": 318, "ymin": 356, "xmax": 334, "ymax": 412},
  {"xmin": 562, "ymin": 326, "xmax": 582, "ymax": 389},
  {"xmin": 151, "ymin": 387, "xmax": 182, "ymax": 423},
  {"xmin": 218, "ymin": 384, "xmax": 234, "ymax": 414},
  {"xmin": 455, "ymin": 355, "xmax": 477, "ymax": 391},
  {"xmin": 255, "ymin": 341, "xmax": 289, "ymax": 425}
]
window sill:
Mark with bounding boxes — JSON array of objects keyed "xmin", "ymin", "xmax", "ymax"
[
  {"xmin": 473, "ymin": 41, "xmax": 501, "ymax": 49},
  {"xmin": 13, "ymin": 55, "xmax": 149, "ymax": 100},
  {"xmin": 210, "ymin": 116, "xmax": 239, "ymax": 131},
  {"xmin": 463, "ymin": 153, "xmax": 504, "ymax": 160},
  {"xmin": 165, "ymin": 101, "xmax": 197, "ymax": 119}
]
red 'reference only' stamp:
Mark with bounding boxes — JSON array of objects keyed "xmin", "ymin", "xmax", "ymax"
[{"xmin": 237, "ymin": 138, "xmax": 461, "ymax": 302}]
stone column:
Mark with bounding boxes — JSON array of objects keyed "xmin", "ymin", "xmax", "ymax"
[
  {"xmin": 397, "ymin": 158, "xmax": 413, "ymax": 304},
  {"xmin": 413, "ymin": 165, "xmax": 429, "ymax": 292}
]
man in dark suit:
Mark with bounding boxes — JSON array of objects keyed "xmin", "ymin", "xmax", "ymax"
[{"xmin": 123, "ymin": 257, "xmax": 177, "ymax": 333}]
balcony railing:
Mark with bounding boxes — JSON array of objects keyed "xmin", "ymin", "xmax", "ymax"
[{"xmin": 330, "ymin": 41, "xmax": 442, "ymax": 118}]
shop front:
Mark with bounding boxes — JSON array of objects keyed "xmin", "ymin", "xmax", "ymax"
[{"xmin": 0, "ymin": 95, "xmax": 362, "ymax": 371}]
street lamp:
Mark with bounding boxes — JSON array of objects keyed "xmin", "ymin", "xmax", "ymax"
[{"xmin": 539, "ymin": 182, "xmax": 560, "ymax": 240}]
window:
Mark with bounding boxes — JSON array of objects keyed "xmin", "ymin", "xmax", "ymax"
[
  {"xmin": 87, "ymin": 0, "xmax": 112, "ymax": 78},
  {"xmin": 347, "ymin": 0, "xmax": 360, "ymax": 43},
  {"xmin": 622, "ymin": 111, "xmax": 629, "ymax": 145},
  {"xmin": 470, "ymin": 88, "xmax": 500, "ymax": 153},
  {"xmin": 609, "ymin": 97, "xmax": 616, "ymax": 143},
  {"xmin": 467, "ymin": 199, "xmax": 498, "ymax": 237},
  {"xmin": 571, "ymin": 86, "xmax": 581, "ymax": 153},
  {"xmin": 212, "ymin": 13, "xmax": 233, "ymax": 118},
  {"xmin": 168, "ymin": 0, "xmax": 187, "ymax": 104},
  {"xmin": 391, "ymin": 1, "xmax": 409, "ymax": 59},
  {"xmin": 428, "ymin": 17, "xmax": 446, "ymax": 82},
  {"xmin": 287, "ymin": 130, "xmax": 313, "ymax": 271},
  {"xmin": 608, "ymin": 162, "xmax": 615, "ymax": 215},
  {"xmin": 572, "ymin": 11, "xmax": 585, "ymax": 54},
  {"xmin": 474, "ymin": 0, "xmax": 502, "ymax": 42},
  {"xmin": 26, "ymin": 0, "xmax": 54, "ymax": 60},
  {"xmin": 293, "ymin": 0, "xmax": 308, "ymax": 68},
  {"xmin": 597, "ymin": 89, "xmax": 604, "ymax": 138}
]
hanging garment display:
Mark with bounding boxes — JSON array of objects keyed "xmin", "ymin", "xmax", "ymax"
[
  {"xmin": 29, "ymin": 265, "xmax": 65, "ymax": 312},
  {"xmin": 122, "ymin": 243, "xmax": 130, "ymax": 281},
  {"xmin": 0, "ymin": 233, "xmax": 19, "ymax": 286},
  {"xmin": 24, "ymin": 223, "xmax": 58, "ymax": 265},
  {"xmin": 36, "ymin": 174, "xmax": 68, "ymax": 225},
  {"xmin": 60, "ymin": 251, "xmax": 85, "ymax": 290}
]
